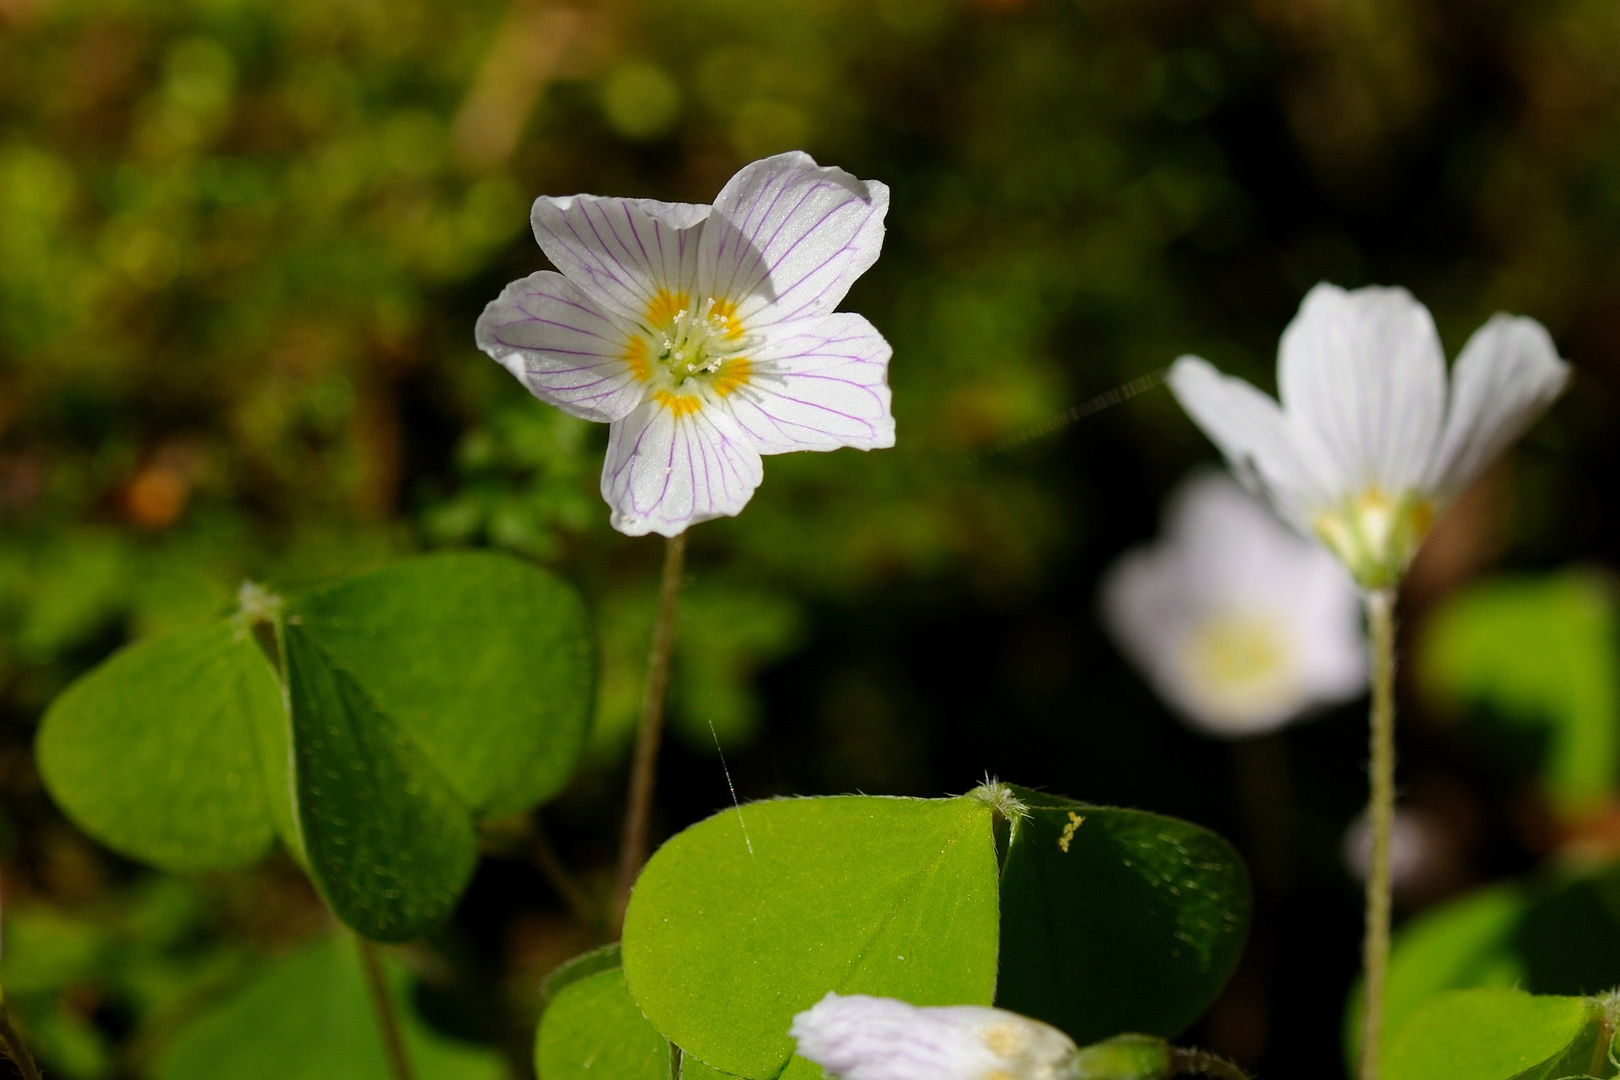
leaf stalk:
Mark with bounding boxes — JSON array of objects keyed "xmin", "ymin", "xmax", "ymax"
[{"xmin": 356, "ymin": 937, "xmax": 416, "ymax": 1080}]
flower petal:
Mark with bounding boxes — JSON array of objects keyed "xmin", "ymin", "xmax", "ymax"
[
  {"xmin": 790, "ymin": 993, "xmax": 1077, "ymax": 1080},
  {"xmin": 1277, "ymin": 283, "xmax": 1447, "ymax": 498},
  {"xmin": 715, "ymin": 313, "xmax": 895, "ymax": 455},
  {"xmin": 698, "ymin": 151, "xmax": 889, "ymax": 327},
  {"xmin": 601, "ymin": 393, "xmax": 765, "ymax": 537},
  {"xmin": 1101, "ymin": 472, "xmax": 1364, "ymax": 737},
  {"xmin": 1167, "ymin": 355, "xmax": 1329, "ymax": 530},
  {"xmin": 475, "ymin": 270, "xmax": 647, "ymax": 423},
  {"xmin": 1428, "ymin": 313, "xmax": 1570, "ymax": 500},
  {"xmin": 530, "ymin": 195, "xmax": 709, "ymax": 324}
]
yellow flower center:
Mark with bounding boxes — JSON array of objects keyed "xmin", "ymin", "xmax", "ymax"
[
  {"xmin": 629, "ymin": 290, "xmax": 754, "ymax": 401},
  {"xmin": 1312, "ymin": 487, "xmax": 1435, "ymax": 588},
  {"xmin": 1184, "ymin": 611, "xmax": 1300, "ymax": 724}
]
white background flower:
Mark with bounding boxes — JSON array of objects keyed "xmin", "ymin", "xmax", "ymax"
[
  {"xmin": 790, "ymin": 993, "xmax": 1078, "ymax": 1080},
  {"xmin": 1101, "ymin": 472, "xmax": 1367, "ymax": 737},
  {"xmin": 1168, "ymin": 283, "xmax": 1569, "ymax": 586},
  {"xmin": 476, "ymin": 151, "xmax": 895, "ymax": 537}
]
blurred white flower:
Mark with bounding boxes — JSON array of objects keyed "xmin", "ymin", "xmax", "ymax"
[
  {"xmin": 477, "ymin": 151, "xmax": 895, "ymax": 537},
  {"xmin": 1101, "ymin": 472, "xmax": 1366, "ymax": 737},
  {"xmin": 1343, "ymin": 806, "xmax": 1456, "ymax": 901},
  {"xmin": 791, "ymin": 993, "xmax": 1079, "ymax": 1080},
  {"xmin": 1169, "ymin": 284, "xmax": 1569, "ymax": 587}
]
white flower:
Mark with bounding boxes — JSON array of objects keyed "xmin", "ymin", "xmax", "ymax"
[
  {"xmin": 790, "ymin": 993, "xmax": 1080, "ymax": 1080},
  {"xmin": 1168, "ymin": 283, "xmax": 1569, "ymax": 587},
  {"xmin": 1101, "ymin": 472, "xmax": 1366, "ymax": 737},
  {"xmin": 475, "ymin": 151, "xmax": 895, "ymax": 537}
]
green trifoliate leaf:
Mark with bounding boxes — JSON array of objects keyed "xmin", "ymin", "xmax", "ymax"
[
  {"xmin": 537, "ymin": 964, "xmax": 673, "ymax": 1080},
  {"xmin": 1349, "ymin": 883, "xmax": 1527, "ymax": 1072},
  {"xmin": 287, "ymin": 551, "xmax": 592, "ymax": 814},
  {"xmin": 37, "ymin": 621, "xmax": 288, "ymax": 871},
  {"xmin": 620, "ymin": 794, "xmax": 1000, "ymax": 1079},
  {"xmin": 282, "ymin": 621, "xmax": 478, "ymax": 942},
  {"xmin": 36, "ymin": 551, "xmax": 595, "ymax": 943},
  {"xmin": 1384, "ymin": 988, "xmax": 1617, "ymax": 1080},
  {"xmin": 994, "ymin": 786, "xmax": 1250, "ymax": 1044}
]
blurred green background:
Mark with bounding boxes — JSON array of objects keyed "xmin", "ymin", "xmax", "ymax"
[{"xmin": 3, "ymin": 0, "xmax": 1620, "ymax": 1076}]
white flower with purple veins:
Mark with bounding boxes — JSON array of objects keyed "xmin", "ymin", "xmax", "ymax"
[
  {"xmin": 791, "ymin": 993, "xmax": 1080, "ymax": 1080},
  {"xmin": 1168, "ymin": 283, "xmax": 1570, "ymax": 587},
  {"xmin": 475, "ymin": 151, "xmax": 895, "ymax": 537},
  {"xmin": 1101, "ymin": 472, "xmax": 1366, "ymax": 737}
]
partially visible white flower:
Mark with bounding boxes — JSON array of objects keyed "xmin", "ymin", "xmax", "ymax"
[
  {"xmin": 790, "ymin": 993, "xmax": 1079, "ymax": 1080},
  {"xmin": 476, "ymin": 151, "xmax": 895, "ymax": 537},
  {"xmin": 1169, "ymin": 283, "xmax": 1569, "ymax": 587},
  {"xmin": 1343, "ymin": 806, "xmax": 1456, "ymax": 900},
  {"xmin": 1101, "ymin": 472, "xmax": 1366, "ymax": 737}
]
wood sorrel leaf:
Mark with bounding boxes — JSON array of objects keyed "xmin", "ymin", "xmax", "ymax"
[
  {"xmin": 155, "ymin": 935, "xmax": 502, "ymax": 1080},
  {"xmin": 37, "ymin": 551, "xmax": 594, "ymax": 942},
  {"xmin": 995, "ymin": 786, "xmax": 1250, "ymax": 1044},
  {"xmin": 620, "ymin": 794, "xmax": 1000, "ymax": 1079},
  {"xmin": 537, "ymin": 965, "xmax": 673, "ymax": 1080},
  {"xmin": 37, "ymin": 622, "xmax": 286, "ymax": 871},
  {"xmin": 1384, "ymin": 988, "xmax": 1617, "ymax": 1080},
  {"xmin": 1348, "ymin": 884, "xmax": 1528, "ymax": 1074},
  {"xmin": 287, "ymin": 551, "xmax": 592, "ymax": 814},
  {"xmin": 283, "ymin": 621, "xmax": 478, "ymax": 942}
]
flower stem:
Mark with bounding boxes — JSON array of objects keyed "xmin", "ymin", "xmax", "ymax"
[
  {"xmin": 1168, "ymin": 1047, "xmax": 1251, "ymax": 1080},
  {"xmin": 355, "ymin": 937, "xmax": 416, "ymax": 1080},
  {"xmin": 613, "ymin": 531, "xmax": 688, "ymax": 936},
  {"xmin": 1359, "ymin": 587, "xmax": 1398, "ymax": 1080},
  {"xmin": 0, "ymin": 999, "xmax": 42, "ymax": 1080}
]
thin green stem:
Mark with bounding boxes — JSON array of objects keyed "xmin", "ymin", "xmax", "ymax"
[
  {"xmin": 0, "ymin": 1000, "xmax": 42, "ymax": 1080},
  {"xmin": 1168, "ymin": 1047, "xmax": 1251, "ymax": 1080},
  {"xmin": 613, "ymin": 531, "xmax": 688, "ymax": 937},
  {"xmin": 355, "ymin": 937, "xmax": 416, "ymax": 1080},
  {"xmin": 1359, "ymin": 587, "xmax": 1398, "ymax": 1080}
]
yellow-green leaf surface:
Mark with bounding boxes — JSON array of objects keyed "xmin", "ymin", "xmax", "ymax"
[
  {"xmin": 1420, "ymin": 572, "xmax": 1620, "ymax": 814},
  {"xmin": 995, "ymin": 786, "xmax": 1250, "ymax": 1044},
  {"xmin": 288, "ymin": 551, "xmax": 592, "ymax": 814},
  {"xmin": 1385, "ymin": 988, "xmax": 1614, "ymax": 1080},
  {"xmin": 36, "ymin": 551, "xmax": 593, "ymax": 942},
  {"xmin": 621, "ymin": 795, "xmax": 999, "ymax": 1079},
  {"xmin": 155, "ymin": 935, "xmax": 503, "ymax": 1080},
  {"xmin": 284, "ymin": 621, "xmax": 478, "ymax": 942},
  {"xmin": 536, "ymin": 967, "xmax": 671, "ymax": 1080},
  {"xmin": 1353, "ymin": 884, "xmax": 1528, "ymax": 1072},
  {"xmin": 37, "ymin": 621, "xmax": 286, "ymax": 871}
]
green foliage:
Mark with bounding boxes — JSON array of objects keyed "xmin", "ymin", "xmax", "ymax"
[
  {"xmin": 282, "ymin": 620, "xmax": 479, "ymax": 941},
  {"xmin": 288, "ymin": 551, "xmax": 593, "ymax": 813},
  {"xmin": 154, "ymin": 935, "xmax": 503, "ymax": 1080},
  {"xmin": 1375, "ymin": 884, "xmax": 1528, "ymax": 1059},
  {"xmin": 1420, "ymin": 571, "xmax": 1620, "ymax": 814},
  {"xmin": 36, "ymin": 621, "xmax": 285, "ymax": 871},
  {"xmin": 621, "ymin": 794, "xmax": 1000, "ymax": 1078},
  {"xmin": 1383, "ymin": 989, "xmax": 1617, "ymax": 1080},
  {"xmin": 996, "ymin": 786, "xmax": 1250, "ymax": 1044},
  {"xmin": 37, "ymin": 551, "xmax": 592, "ymax": 941},
  {"xmin": 616, "ymin": 785, "xmax": 1250, "ymax": 1078},
  {"xmin": 1353, "ymin": 867, "xmax": 1620, "ymax": 1073},
  {"xmin": 536, "ymin": 966, "xmax": 672, "ymax": 1080},
  {"xmin": 3, "ymin": 877, "xmax": 253, "ymax": 1079}
]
